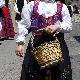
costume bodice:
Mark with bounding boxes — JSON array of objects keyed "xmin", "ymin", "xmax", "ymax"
[{"xmin": 31, "ymin": 1, "xmax": 63, "ymax": 34}]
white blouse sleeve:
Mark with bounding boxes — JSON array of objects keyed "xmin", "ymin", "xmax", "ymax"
[
  {"xmin": 16, "ymin": 2, "xmax": 34, "ymax": 43},
  {"xmin": 24, "ymin": 0, "xmax": 28, "ymax": 7},
  {"xmin": 14, "ymin": 2, "xmax": 19, "ymax": 13},
  {"xmin": 59, "ymin": 4, "xmax": 72, "ymax": 33}
]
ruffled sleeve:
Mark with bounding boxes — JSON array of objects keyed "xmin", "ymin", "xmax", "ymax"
[
  {"xmin": 16, "ymin": 1, "xmax": 34, "ymax": 43},
  {"xmin": 59, "ymin": 4, "xmax": 72, "ymax": 33}
]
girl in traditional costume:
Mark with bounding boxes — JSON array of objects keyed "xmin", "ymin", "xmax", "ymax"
[{"xmin": 16, "ymin": 0, "xmax": 72, "ymax": 80}]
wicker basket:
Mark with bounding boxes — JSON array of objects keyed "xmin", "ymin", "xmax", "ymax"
[{"xmin": 32, "ymin": 37, "xmax": 63, "ymax": 69}]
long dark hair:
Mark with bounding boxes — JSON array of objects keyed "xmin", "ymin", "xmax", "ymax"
[
  {"xmin": 17, "ymin": 0, "xmax": 24, "ymax": 13},
  {"xmin": 55, "ymin": 0, "xmax": 65, "ymax": 3}
]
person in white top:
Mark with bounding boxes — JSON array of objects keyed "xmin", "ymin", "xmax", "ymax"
[
  {"xmin": 15, "ymin": 0, "xmax": 72, "ymax": 80},
  {"xmin": 14, "ymin": 0, "xmax": 27, "ymax": 22}
]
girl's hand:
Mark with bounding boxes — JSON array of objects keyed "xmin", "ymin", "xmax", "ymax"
[
  {"xmin": 15, "ymin": 45, "xmax": 25, "ymax": 57},
  {"xmin": 45, "ymin": 24, "xmax": 61, "ymax": 34}
]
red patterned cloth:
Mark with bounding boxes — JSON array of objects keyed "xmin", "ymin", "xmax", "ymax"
[
  {"xmin": 2, "ymin": 6, "xmax": 8, "ymax": 14},
  {"xmin": 0, "ymin": 6, "xmax": 15, "ymax": 38}
]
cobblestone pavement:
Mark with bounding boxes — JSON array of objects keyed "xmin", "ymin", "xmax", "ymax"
[{"xmin": 0, "ymin": 4, "xmax": 80, "ymax": 79}]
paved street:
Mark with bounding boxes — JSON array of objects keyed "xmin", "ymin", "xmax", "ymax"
[
  {"xmin": 65, "ymin": 22, "xmax": 80, "ymax": 80},
  {"xmin": 0, "ymin": 2, "xmax": 80, "ymax": 80},
  {"xmin": 0, "ymin": 18, "xmax": 80, "ymax": 80}
]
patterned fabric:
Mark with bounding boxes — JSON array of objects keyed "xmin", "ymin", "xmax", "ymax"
[
  {"xmin": 0, "ymin": 6, "xmax": 15, "ymax": 38},
  {"xmin": 31, "ymin": 1, "xmax": 63, "ymax": 35},
  {"xmin": 20, "ymin": 32, "xmax": 72, "ymax": 80}
]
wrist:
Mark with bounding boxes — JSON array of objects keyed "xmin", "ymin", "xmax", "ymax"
[
  {"xmin": 56, "ymin": 24, "xmax": 61, "ymax": 31},
  {"xmin": 16, "ymin": 41, "xmax": 24, "ymax": 46}
]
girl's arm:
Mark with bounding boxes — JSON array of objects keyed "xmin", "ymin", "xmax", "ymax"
[{"xmin": 16, "ymin": 1, "xmax": 34, "ymax": 44}]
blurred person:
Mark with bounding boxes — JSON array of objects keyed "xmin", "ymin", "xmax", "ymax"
[
  {"xmin": 14, "ymin": 0, "xmax": 27, "ymax": 23},
  {"xmin": 5, "ymin": 0, "xmax": 9, "ymax": 8},
  {"xmin": 0, "ymin": 1, "xmax": 15, "ymax": 39},
  {"xmin": 73, "ymin": 4, "xmax": 79, "ymax": 14}
]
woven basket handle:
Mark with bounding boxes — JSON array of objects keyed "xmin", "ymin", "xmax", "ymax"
[{"xmin": 53, "ymin": 31, "xmax": 59, "ymax": 37}]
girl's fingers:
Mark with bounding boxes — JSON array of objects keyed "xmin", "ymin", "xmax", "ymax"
[
  {"xmin": 16, "ymin": 51, "xmax": 20, "ymax": 56},
  {"xmin": 20, "ymin": 50, "xmax": 24, "ymax": 57},
  {"xmin": 16, "ymin": 50, "xmax": 23, "ymax": 57}
]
